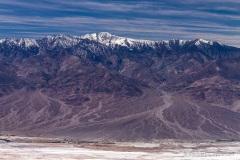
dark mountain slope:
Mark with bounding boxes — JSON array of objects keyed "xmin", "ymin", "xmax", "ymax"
[{"xmin": 0, "ymin": 33, "xmax": 240, "ymax": 141}]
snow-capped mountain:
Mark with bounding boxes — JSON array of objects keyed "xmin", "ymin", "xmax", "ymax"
[
  {"xmin": 81, "ymin": 32, "xmax": 158, "ymax": 48},
  {"xmin": 0, "ymin": 32, "xmax": 240, "ymax": 141},
  {"xmin": 0, "ymin": 38, "xmax": 39, "ymax": 48},
  {"xmin": 0, "ymin": 32, "xmax": 239, "ymax": 62},
  {"xmin": 1, "ymin": 32, "xmax": 238, "ymax": 61},
  {"xmin": 0, "ymin": 32, "xmax": 219, "ymax": 49},
  {"xmin": 80, "ymin": 32, "xmax": 220, "ymax": 50},
  {"xmin": 41, "ymin": 34, "xmax": 80, "ymax": 49}
]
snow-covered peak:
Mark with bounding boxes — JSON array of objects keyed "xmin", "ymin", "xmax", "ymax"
[
  {"xmin": 168, "ymin": 39, "xmax": 187, "ymax": 46},
  {"xmin": 81, "ymin": 33, "xmax": 98, "ymax": 41},
  {"xmin": 19, "ymin": 38, "xmax": 39, "ymax": 48},
  {"xmin": 98, "ymin": 32, "xmax": 112, "ymax": 39},
  {"xmin": 0, "ymin": 38, "xmax": 39, "ymax": 48},
  {"xmin": 45, "ymin": 34, "xmax": 74, "ymax": 41},
  {"xmin": 81, "ymin": 32, "xmax": 158, "ymax": 48},
  {"xmin": 44, "ymin": 34, "xmax": 80, "ymax": 48},
  {"xmin": 194, "ymin": 39, "xmax": 213, "ymax": 46},
  {"xmin": 0, "ymin": 39, "xmax": 5, "ymax": 43},
  {"xmin": 199, "ymin": 39, "xmax": 209, "ymax": 44}
]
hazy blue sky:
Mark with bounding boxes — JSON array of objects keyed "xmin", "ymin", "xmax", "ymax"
[{"xmin": 0, "ymin": 0, "xmax": 239, "ymax": 47}]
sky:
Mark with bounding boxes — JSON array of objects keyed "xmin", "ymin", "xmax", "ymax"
[{"xmin": 0, "ymin": 0, "xmax": 239, "ymax": 47}]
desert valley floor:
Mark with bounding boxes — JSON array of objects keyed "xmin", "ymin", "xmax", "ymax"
[{"xmin": 0, "ymin": 135, "xmax": 239, "ymax": 160}]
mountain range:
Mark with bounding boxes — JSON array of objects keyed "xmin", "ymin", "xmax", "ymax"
[{"xmin": 0, "ymin": 32, "xmax": 240, "ymax": 141}]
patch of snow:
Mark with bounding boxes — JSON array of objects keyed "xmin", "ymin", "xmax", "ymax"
[
  {"xmin": 199, "ymin": 39, "xmax": 209, "ymax": 44},
  {"xmin": 179, "ymin": 40, "xmax": 186, "ymax": 45},
  {"xmin": 81, "ymin": 33, "xmax": 98, "ymax": 41},
  {"xmin": 45, "ymin": 34, "xmax": 79, "ymax": 48},
  {"xmin": 81, "ymin": 32, "xmax": 159, "ymax": 48},
  {"xmin": 0, "ymin": 39, "xmax": 6, "ymax": 43},
  {"xmin": 195, "ymin": 39, "xmax": 213, "ymax": 46},
  {"xmin": 1, "ymin": 38, "xmax": 39, "ymax": 48},
  {"xmin": 81, "ymin": 32, "xmax": 189, "ymax": 50},
  {"xmin": 216, "ymin": 67, "xmax": 221, "ymax": 71},
  {"xmin": 19, "ymin": 38, "xmax": 39, "ymax": 48}
]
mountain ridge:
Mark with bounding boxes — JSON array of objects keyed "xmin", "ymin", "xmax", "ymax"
[
  {"xmin": 0, "ymin": 32, "xmax": 234, "ymax": 50},
  {"xmin": 1, "ymin": 32, "xmax": 239, "ymax": 64},
  {"xmin": 0, "ymin": 32, "xmax": 240, "ymax": 141}
]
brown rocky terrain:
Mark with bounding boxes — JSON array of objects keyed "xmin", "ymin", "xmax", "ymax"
[{"xmin": 0, "ymin": 33, "xmax": 240, "ymax": 141}]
